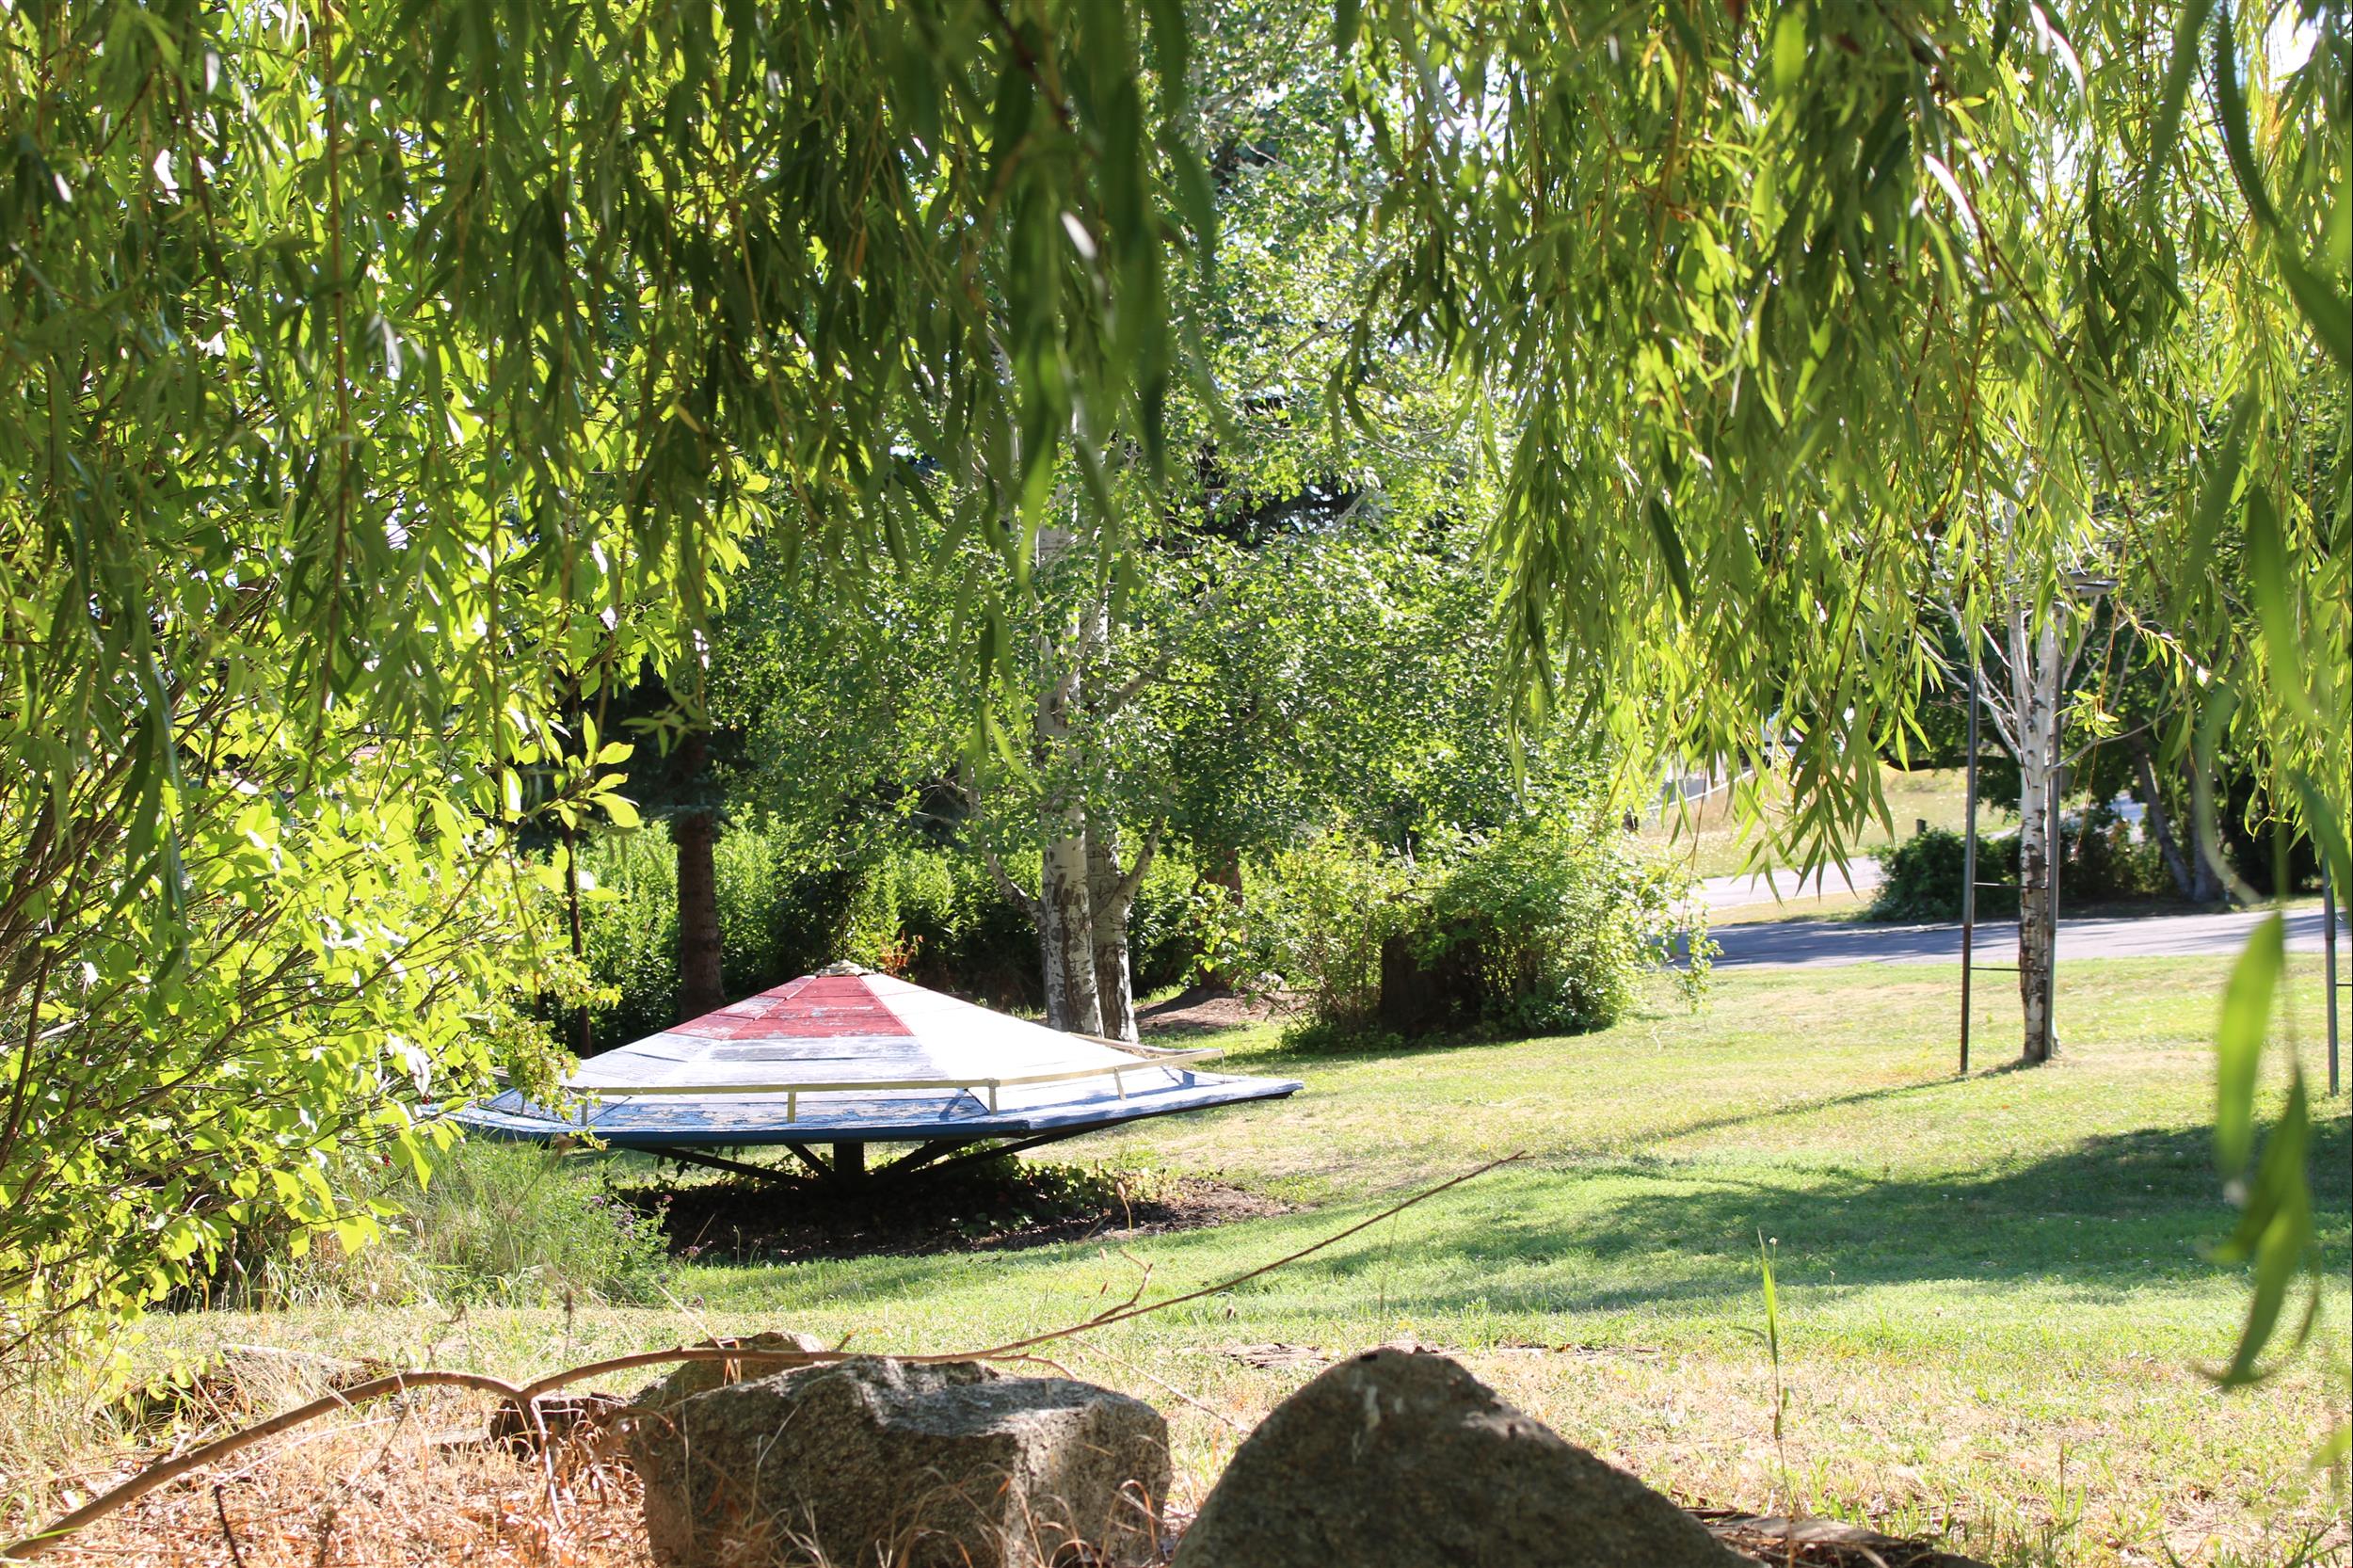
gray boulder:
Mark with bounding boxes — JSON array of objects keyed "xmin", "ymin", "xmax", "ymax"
[
  {"xmin": 628, "ymin": 1355, "xmax": 1169, "ymax": 1568},
  {"xmin": 632, "ymin": 1330, "xmax": 830, "ymax": 1410},
  {"xmin": 1173, "ymin": 1346, "xmax": 1744, "ymax": 1568}
]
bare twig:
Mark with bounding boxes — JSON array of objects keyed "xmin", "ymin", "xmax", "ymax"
[
  {"xmin": 943, "ymin": 1153, "xmax": 1527, "ymax": 1366},
  {"xmin": 210, "ymin": 1484, "xmax": 248, "ymax": 1568},
  {"xmin": 2, "ymin": 1155, "xmax": 1523, "ymax": 1560},
  {"xmin": 3, "ymin": 1371, "xmax": 522, "ymax": 1561},
  {"xmin": 1074, "ymin": 1344, "xmax": 1250, "ymax": 1434}
]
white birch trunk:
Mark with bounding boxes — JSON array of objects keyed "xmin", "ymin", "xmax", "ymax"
[
  {"xmin": 1032, "ymin": 520, "xmax": 1103, "ymax": 1035},
  {"xmin": 1087, "ymin": 824, "xmax": 1147, "ymax": 1043},
  {"xmin": 1039, "ymin": 820, "xmax": 1102, "ymax": 1033},
  {"xmin": 2009, "ymin": 607, "xmax": 2059, "ymax": 1064}
]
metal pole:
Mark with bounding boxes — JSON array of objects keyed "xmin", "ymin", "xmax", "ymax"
[
  {"xmin": 2048, "ymin": 760, "xmax": 2063, "ymax": 1055},
  {"xmin": 1961, "ymin": 655, "xmax": 1979, "ymax": 1076},
  {"xmin": 832, "ymin": 1141, "xmax": 867, "ymax": 1190},
  {"xmin": 2326, "ymin": 859, "xmax": 2341, "ymax": 1098}
]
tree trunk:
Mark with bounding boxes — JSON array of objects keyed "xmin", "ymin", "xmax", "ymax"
[
  {"xmin": 674, "ymin": 731, "xmax": 725, "ymax": 1022},
  {"xmin": 674, "ymin": 808, "xmax": 725, "ymax": 1021},
  {"xmin": 1087, "ymin": 824, "xmax": 1146, "ymax": 1044},
  {"xmin": 565, "ymin": 823, "xmax": 592, "ymax": 1054},
  {"xmin": 2011, "ymin": 610, "xmax": 2058, "ymax": 1064},
  {"xmin": 2131, "ymin": 742, "xmax": 2199, "ymax": 903},
  {"xmin": 2174, "ymin": 757, "xmax": 2226, "ymax": 904},
  {"xmin": 1038, "ymin": 812, "xmax": 1102, "ymax": 1035},
  {"xmin": 1030, "ymin": 519, "xmax": 1105, "ymax": 1037}
]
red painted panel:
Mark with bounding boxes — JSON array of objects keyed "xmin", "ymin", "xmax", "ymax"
[{"xmin": 671, "ymin": 973, "xmax": 914, "ymax": 1041}]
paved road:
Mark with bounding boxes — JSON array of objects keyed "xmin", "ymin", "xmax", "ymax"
[
  {"xmin": 1700, "ymin": 859, "xmax": 1885, "ymax": 911},
  {"xmin": 1711, "ymin": 904, "xmax": 2339, "ymax": 968}
]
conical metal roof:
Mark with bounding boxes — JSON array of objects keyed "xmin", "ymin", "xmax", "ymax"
[{"xmin": 458, "ymin": 964, "xmax": 1300, "ymax": 1148}]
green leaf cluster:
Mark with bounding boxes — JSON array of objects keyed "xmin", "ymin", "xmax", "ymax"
[{"xmin": 0, "ymin": 0, "xmax": 1203, "ymax": 1361}]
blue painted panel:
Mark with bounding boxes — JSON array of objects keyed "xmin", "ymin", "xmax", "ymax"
[{"xmin": 450, "ymin": 1070, "xmax": 1303, "ymax": 1148}]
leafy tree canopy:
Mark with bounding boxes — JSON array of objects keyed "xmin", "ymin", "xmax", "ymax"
[
  {"xmin": 1, "ymin": 0, "xmax": 2343, "ymax": 1369},
  {"xmin": 0, "ymin": 0, "xmax": 1205, "ymax": 1359},
  {"xmin": 1345, "ymin": 0, "xmax": 2345, "ymax": 872}
]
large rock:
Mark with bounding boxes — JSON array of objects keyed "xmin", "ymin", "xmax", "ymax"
[
  {"xmin": 1173, "ymin": 1346, "xmax": 1744, "ymax": 1568},
  {"xmin": 632, "ymin": 1331, "xmax": 831, "ymax": 1409},
  {"xmin": 627, "ymin": 1355, "xmax": 1169, "ymax": 1568}
]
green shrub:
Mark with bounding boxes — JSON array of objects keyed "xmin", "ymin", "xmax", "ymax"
[
  {"xmin": 1239, "ymin": 816, "xmax": 1701, "ymax": 1044},
  {"xmin": 1128, "ymin": 850, "xmax": 1213, "ymax": 995},
  {"xmin": 1241, "ymin": 833, "xmax": 1425, "ymax": 1033},
  {"xmin": 581, "ymin": 824, "xmax": 1208, "ymax": 1032},
  {"xmin": 1418, "ymin": 815, "xmax": 1704, "ymax": 1035},
  {"xmin": 840, "ymin": 847, "xmax": 954, "ymax": 974},
  {"xmin": 1868, "ymin": 814, "xmax": 2169, "ymax": 922},
  {"xmin": 579, "ymin": 818, "xmax": 852, "ymax": 1047},
  {"xmin": 866, "ymin": 841, "xmax": 1204, "ymax": 1008},
  {"xmin": 2061, "ymin": 807, "xmax": 2171, "ymax": 903},
  {"xmin": 253, "ymin": 1138, "xmax": 673, "ymax": 1308},
  {"xmin": 579, "ymin": 823, "xmax": 682, "ymax": 1047},
  {"xmin": 896, "ymin": 847, "xmax": 1047, "ymax": 1007},
  {"xmin": 1867, "ymin": 827, "xmax": 2013, "ymax": 921}
]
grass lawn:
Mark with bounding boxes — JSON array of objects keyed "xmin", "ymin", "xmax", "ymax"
[
  {"xmin": 1644, "ymin": 764, "xmax": 2014, "ymax": 879},
  {"xmin": 22, "ymin": 957, "xmax": 2349, "ymax": 1566}
]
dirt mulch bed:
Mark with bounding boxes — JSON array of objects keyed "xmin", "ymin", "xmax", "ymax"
[
  {"xmin": 626, "ymin": 1165, "xmax": 1290, "ymax": 1267},
  {"xmin": 26, "ymin": 1425, "xmax": 1995, "ymax": 1568},
  {"xmin": 1136, "ymin": 984, "xmax": 1288, "ymax": 1036}
]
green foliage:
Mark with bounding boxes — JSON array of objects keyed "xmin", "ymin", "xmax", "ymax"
[
  {"xmin": 1870, "ymin": 829, "xmax": 2018, "ymax": 922},
  {"xmin": 0, "ymin": 748, "xmax": 585, "ymax": 1366},
  {"xmin": 578, "ymin": 825, "xmax": 686, "ymax": 1048},
  {"xmin": 893, "ymin": 851, "xmax": 1053, "ymax": 1010},
  {"xmin": 0, "ymin": 0, "xmax": 1203, "ymax": 1362},
  {"xmin": 1418, "ymin": 816, "xmax": 1708, "ymax": 1036},
  {"xmin": 1239, "ymin": 833, "xmax": 1422, "ymax": 1034},
  {"xmin": 263, "ymin": 1140, "xmax": 673, "ymax": 1309},
  {"xmin": 1350, "ymin": 0, "xmax": 2348, "ymax": 890},
  {"xmin": 578, "ymin": 821, "xmax": 1207, "ymax": 1030},
  {"xmin": 1869, "ymin": 817, "xmax": 2174, "ymax": 922},
  {"xmin": 2204, "ymin": 914, "xmax": 2321, "ymax": 1392},
  {"xmin": 1239, "ymin": 816, "xmax": 1706, "ymax": 1043},
  {"xmin": 4, "ymin": 0, "xmax": 2340, "ymax": 1418},
  {"xmin": 1126, "ymin": 852, "xmax": 1216, "ymax": 997},
  {"xmin": 2062, "ymin": 809, "xmax": 2172, "ymax": 904},
  {"xmin": 580, "ymin": 820, "xmax": 857, "ymax": 1046},
  {"xmin": 1349, "ymin": 0, "xmax": 2348, "ymax": 1403}
]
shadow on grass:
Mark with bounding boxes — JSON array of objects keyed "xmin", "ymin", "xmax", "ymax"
[
  {"xmin": 691, "ymin": 1114, "xmax": 2352, "ymax": 1336},
  {"xmin": 1628, "ymin": 1062, "xmax": 2041, "ymax": 1149},
  {"xmin": 1291, "ymin": 1117, "xmax": 2353, "ymax": 1318}
]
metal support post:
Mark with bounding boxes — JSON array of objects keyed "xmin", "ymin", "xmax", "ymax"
[
  {"xmin": 832, "ymin": 1141, "xmax": 867, "ymax": 1187},
  {"xmin": 1961, "ymin": 656, "xmax": 1979, "ymax": 1076},
  {"xmin": 2326, "ymin": 859, "xmax": 2341, "ymax": 1098},
  {"xmin": 2048, "ymin": 761, "xmax": 2063, "ymax": 1055}
]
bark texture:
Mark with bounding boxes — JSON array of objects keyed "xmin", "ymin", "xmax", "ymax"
[
  {"xmin": 1086, "ymin": 827, "xmax": 1155, "ymax": 1044},
  {"xmin": 673, "ymin": 806, "xmax": 725, "ymax": 1021},
  {"xmin": 1038, "ymin": 816, "xmax": 1104, "ymax": 1035},
  {"xmin": 2008, "ymin": 608, "xmax": 2059, "ymax": 1064}
]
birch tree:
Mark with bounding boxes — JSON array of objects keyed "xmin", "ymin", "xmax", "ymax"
[
  {"xmin": 0, "ymin": 0, "xmax": 1204, "ymax": 1355},
  {"xmin": 8, "ymin": 0, "xmax": 2342, "ymax": 1382},
  {"xmin": 1958, "ymin": 571, "xmax": 2109, "ymax": 1065}
]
